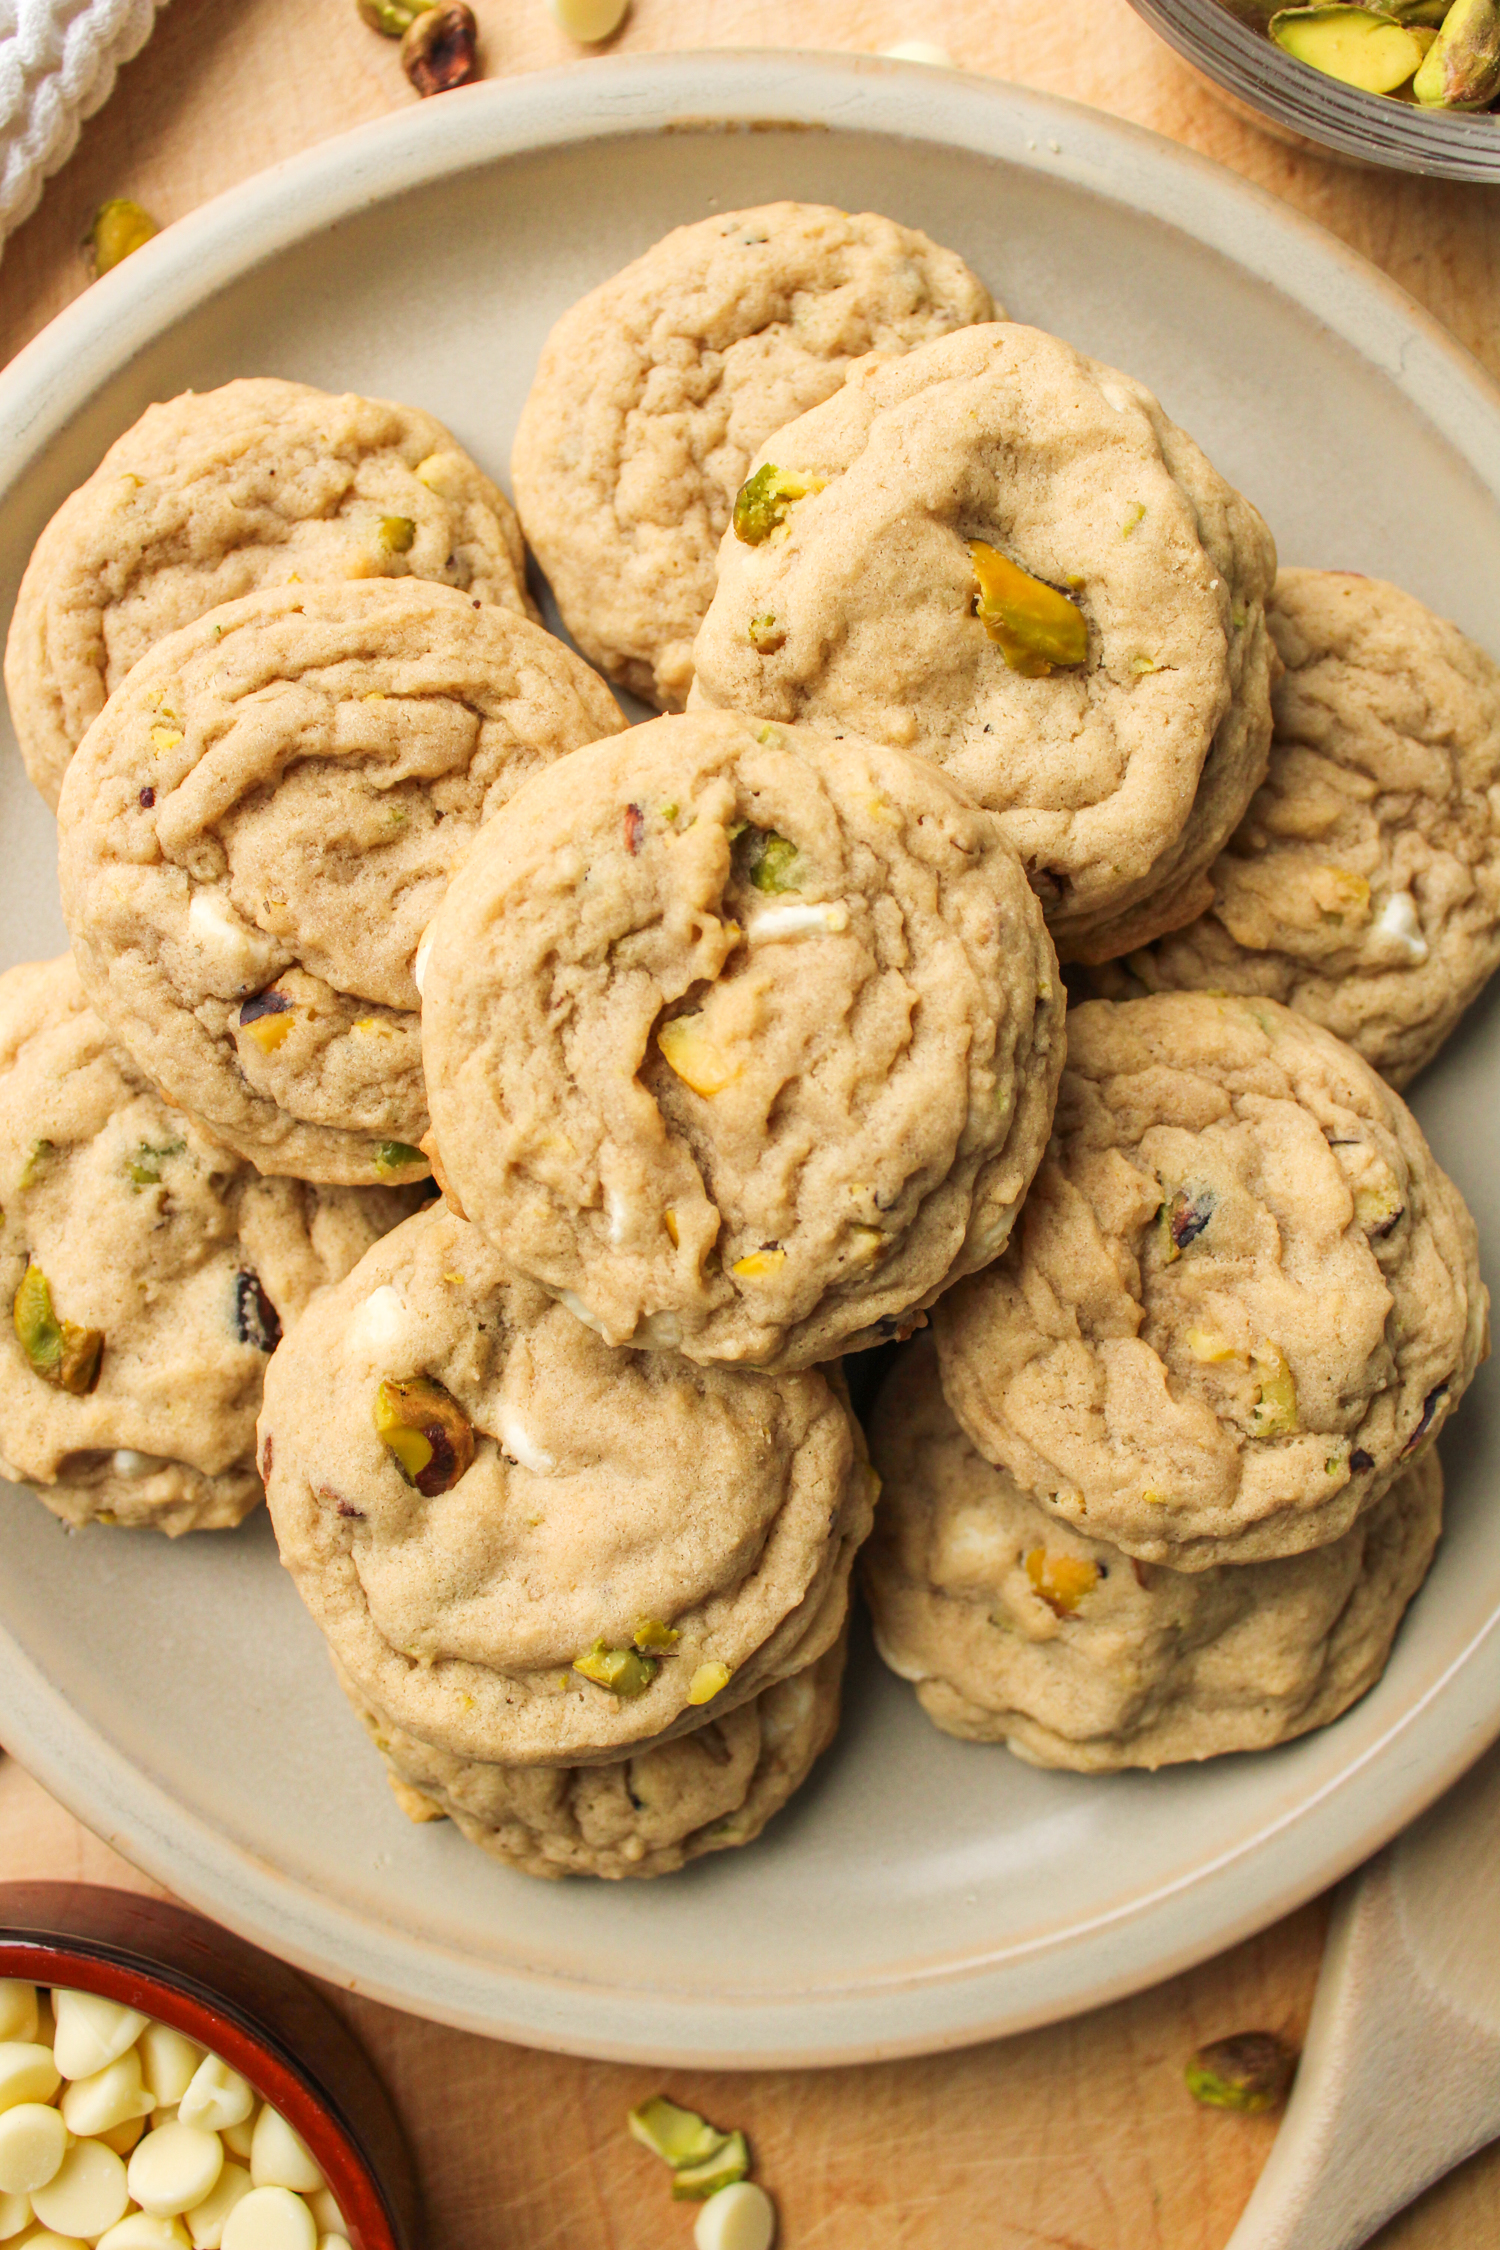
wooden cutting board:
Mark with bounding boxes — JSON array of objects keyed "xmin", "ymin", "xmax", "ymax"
[{"xmin": 2, "ymin": 4, "xmax": 1498, "ymax": 2241}]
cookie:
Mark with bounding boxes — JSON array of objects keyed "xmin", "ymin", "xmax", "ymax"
[
  {"xmin": 6, "ymin": 378, "xmax": 535, "ymax": 811},
  {"xmin": 341, "ymin": 1631, "xmax": 845, "ymax": 1879},
  {"xmin": 865, "ymin": 1342, "xmax": 1441, "ymax": 1769},
  {"xmin": 511, "ymin": 203, "xmax": 994, "ymax": 710},
  {"xmin": 257, "ymin": 1202, "xmax": 874, "ymax": 1766},
  {"xmin": 57, "ymin": 579, "xmax": 624, "ymax": 1185},
  {"xmin": 934, "ymin": 993, "xmax": 1485, "ymax": 1568},
  {"xmin": 689, "ymin": 322, "xmax": 1278, "ymax": 963},
  {"xmin": 0, "ymin": 955, "xmax": 419, "ymax": 1534},
  {"xmin": 1086, "ymin": 570, "xmax": 1500, "ymax": 1087},
  {"xmin": 421, "ymin": 708, "xmax": 1064, "ymax": 1370}
]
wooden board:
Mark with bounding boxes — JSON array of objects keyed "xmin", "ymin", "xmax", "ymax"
[{"xmin": 3, "ymin": 3, "xmax": 1500, "ymax": 2240}]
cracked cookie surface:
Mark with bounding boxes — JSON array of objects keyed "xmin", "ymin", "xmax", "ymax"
[
  {"xmin": 421, "ymin": 708, "xmax": 1065, "ymax": 1371},
  {"xmin": 1087, "ymin": 570, "xmax": 1500, "ymax": 1087},
  {"xmin": 0, "ymin": 955, "xmax": 419, "ymax": 1534},
  {"xmin": 7, "ymin": 378, "xmax": 534, "ymax": 810},
  {"xmin": 689, "ymin": 323, "xmax": 1277, "ymax": 962},
  {"xmin": 57, "ymin": 579, "xmax": 623, "ymax": 1183},
  {"xmin": 511, "ymin": 203, "xmax": 994, "ymax": 710},
  {"xmin": 866, "ymin": 1342, "xmax": 1442, "ymax": 1769},
  {"xmin": 342, "ymin": 1631, "xmax": 845, "ymax": 1879},
  {"xmin": 258, "ymin": 1202, "xmax": 873, "ymax": 1766},
  {"xmin": 934, "ymin": 993, "xmax": 1484, "ymax": 1567}
]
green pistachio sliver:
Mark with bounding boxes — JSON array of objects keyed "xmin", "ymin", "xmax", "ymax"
[
  {"xmin": 734, "ymin": 826, "xmax": 802, "ymax": 895},
  {"xmin": 373, "ymin": 1141, "xmax": 429, "ymax": 1179},
  {"xmin": 626, "ymin": 2097, "xmax": 728, "ymax": 2169},
  {"xmin": 18, "ymin": 1139, "xmax": 53, "ymax": 1190},
  {"xmin": 574, "ymin": 1640, "xmax": 657, "ymax": 1696},
  {"xmin": 13, "ymin": 1262, "xmax": 103, "ymax": 1395},
  {"xmin": 671, "ymin": 2129, "xmax": 751, "ymax": 2201},
  {"xmin": 125, "ymin": 1138, "xmax": 185, "ymax": 1191}
]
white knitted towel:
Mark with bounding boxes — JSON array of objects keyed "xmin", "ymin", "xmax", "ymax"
[{"xmin": 0, "ymin": 0, "xmax": 166, "ymax": 257}]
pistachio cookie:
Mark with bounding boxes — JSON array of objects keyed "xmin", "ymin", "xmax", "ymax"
[
  {"xmin": 7, "ymin": 378, "xmax": 535, "ymax": 810},
  {"xmin": 934, "ymin": 994, "xmax": 1484, "ymax": 1569},
  {"xmin": 340, "ymin": 1631, "xmax": 846, "ymax": 1880},
  {"xmin": 58, "ymin": 579, "xmax": 623, "ymax": 1184},
  {"xmin": 421, "ymin": 708, "xmax": 1065, "ymax": 1370},
  {"xmin": 258, "ymin": 1202, "xmax": 873, "ymax": 1766},
  {"xmin": 0, "ymin": 955, "xmax": 420, "ymax": 1534},
  {"xmin": 1086, "ymin": 571, "xmax": 1500, "ymax": 1087},
  {"xmin": 511, "ymin": 203, "xmax": 995, "ymax": 710},
  {"xmin": 689, "ymin": 323, "xmax": 1278, "ymax": 962},
  {"xmin": 866, "ymin": 1343, "xmax": 1442, "ymax": 1769}
]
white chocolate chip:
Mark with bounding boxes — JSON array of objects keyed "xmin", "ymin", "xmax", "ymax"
[
  {"xmin": 499, "ymin": 1416, "xmax": 556, "ymax": 1475},
  {"xmin": 128, "ymin": 2123, "xmax": 224, "ymax": 2218},
  {"xmin": 248, "ymin": 2110, "xmax": 322, "ymax": 2197},
  {"xmin": 556, "ymin": 1289, "xmax": 610, "ymax": 1338},
  {"xmin": 0, "ymin": 2044, "xmax": 61, "ymax": 2111},
  {"xmin": 138, "ymin": 2028, "xmax": 203, "ymax": 2113},
  {"xmin": 177, "ymin": 2059, "xmax": 254, "ymax": 2137},
  {"xmin": 185, "ymin": 892, "xmax": 279, "ymax": 989},
  {"xmin": 0, "ymin": 2103, "xmax": 66, "ymax": 2194},
  {"xmin": 60, "ymin": 2049, "xmax": 154, "ymax": 2138},
  {"xmin": 18, "ymin": 2232, "xmax": 86, "ymax": 2250},
  {"xmin": 52, "ymin": 1995, "xmax": 147, "ymax": 2082},
  {"xmin": 32, "ymin": 2139, "xmax": 131, "ymax": 2238},
  {"xmin": 745, "ymin": 900, "xmax": 850, "ymax": 943},
  {"xmin": 110, "ymin": 1450, "xmax": 160, "ymax": 1480},
  {"xmin": 632, "ymin": 1308, "xmax": 683, "ymax": 1349},
  {"xmin": 1097, "ymin": 377, "xmax": 1136, "ymax": 414},
  {"xmin": 185, "ymin": 2161, "xmax": 253, "ymax": 2249},
  {"xmin": 219, "ymin": 2114, "xmax": 256, "ymax": 2164},
  {"xmin": 220, "ymin": 2186, "xmax": 316, "ymax": 2250},
  {"xmin": 305, "ymin": 2192, "xmax": 343, "ymax": 2237},
  {"xmin": 1374, "ymin": 888, "xmax": 1429, "ymax": 964},
  {"xmin": 315, "ymin": 2239, "xmax": 350, "ymax": 2250},
  {"xmin": 545, "ymin": 0, "xmax": 628, "ymax": 41},
  {"xmin": 694, "ymin": 2181, "xmax": 777, "ymax": 2250},
  {"xmin": 0, "ymin": 1992, "xmax": 36, "ymax": 2048},
  {"xmin": 347, "ymin": 1286, "xmax": 407, "ymax": 1357},
  {"xmin": 879, "ymin": 37, "xmax": 953, "ymax": 64},
  {"xmin": 0, "ymin": 2190, "xmax": 29, "ymax": 2242},
  {"xmin": 99, "ymin": 2216, "xmax": 193, "ymax": 2249},
  {"xmin": 412, "ymin": 923, "xmax": 435, "ymax": 997}
]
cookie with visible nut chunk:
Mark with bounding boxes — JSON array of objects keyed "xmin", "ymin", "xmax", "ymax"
[
  {"xmin": 6, "ymin": 378, "xmax": 536, "ymax": 811},
  {"xmin": 1086, "ymin": 570, "xmax": 1500, "ymax": 1088},
  {"xmin": 0, "ymin": 955, "xmax": 420, "ymax": 1534},
  {"xmin": 689, "ymin": 323, "xmax": 1277, "ymax": 964},
  {"xmin": 257, "ymin": 1202, "xmax": 873, "ymax": 1765},
  {"xmin": 865, "ymin": 1342, "xmax": 1442, "ymax": 1768},
  {"xmin": 340, "ymin": 1628, "xmax": 846, "ymax": 1879},
  {"xmin": 934, "ymin": 993, "xmax": 1484, "ymax": 1568},
  {"xmin": 420, "ymin": 708, "xmax": 1065, "ymax": 1371},
  {"xmin": 57, "ymin": 579, "xmax": 624, "ymax": 1184},
  {"xmin": 511, "ymin": 203, "xmax": 995, "ymax": 711}
]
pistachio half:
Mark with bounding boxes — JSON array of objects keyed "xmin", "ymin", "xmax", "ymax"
[
  {"xmin": 574, "ymin": 1641, "xmax": 658, "ymax": 1696},
  {"xmin": 357, "ymin": 0, "xmax": 426, "ymax": 31},
  {"xmin": 969, "ymin": 542, "xmax": 1088, "ymax": 676},
  {"xmin": 13, "ymin": 1263, "xmax": 103, "ymax": 1394},
  {"xmin": 1413, "ymin": 0, "xmax": 1500, "ymax": 104},
  {"xmin": 1185, "ymin": 2032, "xmax": 1297, "ymax": 2114},
  {"xmin": 374, "ymin": 1374, "xmax": 474, "ymax": 1494},
  {"xmin": 400, "ymin": 3, "xmax": 480, "ymax": 94},
  {"xmin": 1269, "ymin": 6, "xmax": 1431, "ymax": 91},
  {"xmin": 627, "ymin": 2098, "xmax": 728, "ymax": 2170}
]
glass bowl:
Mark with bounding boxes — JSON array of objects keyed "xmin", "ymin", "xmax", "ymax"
[
  {"xmin": 1126, "ymin": 0, "xmax": 1500, "ymax": 179},
  {"xmin": 0, "ymin": 1883, "xmax": 421, "ymax": 2250}
]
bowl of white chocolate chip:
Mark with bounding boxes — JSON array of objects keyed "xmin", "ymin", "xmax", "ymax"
[{"xmin": 0, "ymin": 1887, "xmax": 418, "ymax": 2250}]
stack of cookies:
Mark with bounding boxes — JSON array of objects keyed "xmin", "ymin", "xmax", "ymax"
[{"xmin": 0, "ymin": 195, "xmax": 1493, "ymax": 1877}]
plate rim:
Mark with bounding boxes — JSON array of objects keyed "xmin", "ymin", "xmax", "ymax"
[{"xmin": 3, "ymin": 49, "xmax": 1500, "ymax": 2066}]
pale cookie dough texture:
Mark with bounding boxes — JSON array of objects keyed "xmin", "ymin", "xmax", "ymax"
[
  {"xmin": 1088, "ymin": 570, "xmax": 1500, "ymax": 1088},
  {"xmin": 341, "ymin": 1632, "xmax": 846, "ymax": 1880},
  {"xmin": 6, "ymin": 377, "xmax": 535, "ymax": 810},
  {"xmin": 421, "ymin": 708, "xmax": 1065, "ymax": 1371},
  {"xmin": 0, "ymin": 956, "xmax": 419, "ymax": 1535},
  {"xmin": 690, "ymin": 322, "xmax": 1278, "ymax": 963},
  {"xmin": 57, "ymin": 579, "xmax": 624, "ymax": 1185},
  {"xmin": 865, "ymin": 1343, "xmax": 1442, "ymax": 1770},
  {"xmin": 935, "ymin": 994, "xmax": 1485, "ymax": 1569},
  {"xmin": 258, "ymin": 1203, "xmax": 874, "ymax": 1767},
  {"xmin": 510, "ymin": 203, "xmax": 995, "ymax": 710}
]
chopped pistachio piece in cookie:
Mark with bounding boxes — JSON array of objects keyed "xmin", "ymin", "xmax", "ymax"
[
  {"xmin": 373, "ymin": 1373, "xmax": 474, "ymax": 1495},
  {"xmin": 574, "ymin": 1641, "xmax": 659, "ymax": 1697},
  {"xmin": 14, "ymin": 1262, "xmax": 103, "ymax": 1395},
  {"xmin": 732, "ymin": 464, "xmax": 821, "ymax": 545},
  {"xmin": 969, "ymin": 541, "xmax": 1088, "ymax": 677}
]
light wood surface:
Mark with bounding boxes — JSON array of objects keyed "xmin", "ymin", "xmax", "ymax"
[{"xmin": 2, "ymin": 3, "xmax": 1499, "ymax": 2243}]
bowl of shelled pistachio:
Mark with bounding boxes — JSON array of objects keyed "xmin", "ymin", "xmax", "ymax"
[{"xmin": 1127, "ymin": 0, "xmax": 1500, "ymax": 176}]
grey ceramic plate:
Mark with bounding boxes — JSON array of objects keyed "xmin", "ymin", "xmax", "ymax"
[{"xmin": 1, "ymin": 52, "xmax": 1499, "ymax": 2067}]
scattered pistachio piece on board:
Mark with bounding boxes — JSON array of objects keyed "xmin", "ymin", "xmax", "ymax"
[
  {"xmin": 547, "ymin": 0, "xmax": 630, "ymax": 40},
  {"xmin": 400, "ymin": 3, "xmax": 480, "ymax": 94},
  {"xmin": 969, "ymin": 542, "xmax": 1088, "ymax": 676},
  {"xmin": 356, "ymin": 0, "xmax": 425, "ymax": 30},
  {"xmin": 86, "ymin": 200, "xmax": 159, "ymax": 278},
  {"xmin": 1269, "ymin": 7, "xmax": 1431, "ymax": 92},
  {"xmin": 13, "ymin": 1263, "xmax": 103, "ymax": 1395},
  {"xmin": 1185, "ymin": 2032, "xmax": 1298, "ymax": 2113},
  {"xmin": 1413, "ymin": 0, "xmax": 1500, "ymax": 105},
  {"xmin": 673, "ymin": 2130, "xmax": 752, "ymax": 2202},
  {"xmin": 627, "ymin": 2097, "xmax": 729, "ymax": 2170}
]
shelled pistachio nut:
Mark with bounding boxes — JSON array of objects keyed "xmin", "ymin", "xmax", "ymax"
[
  {"xmin": 1414, "ymin": 0, "xmax": 1500, "ymax": 106},
  {"xmin": 1269, "ymin": 6, "xmax": 1433, "ymax": 91}
]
